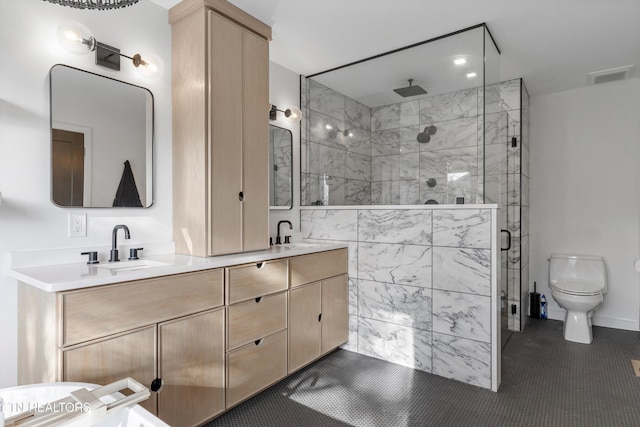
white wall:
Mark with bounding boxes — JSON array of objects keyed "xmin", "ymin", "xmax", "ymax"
[
  {"xmin": 0, "ymin": 0, "xmax": 172, "ymax": 387},
  {"xmin": 268, "ymin": 62, "xmax": 302, "ymax": 241},
  {"xmin": 529, "ymin": 78, "xmax": 640, "ymax": 330}
]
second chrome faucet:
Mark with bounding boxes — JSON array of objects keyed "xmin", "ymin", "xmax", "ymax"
[{"xmin": 109, "ymin": 224, "xmax": 131, "ymax": 262}]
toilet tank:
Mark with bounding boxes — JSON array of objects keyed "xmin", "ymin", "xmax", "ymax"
[{"xmin": 549, "ymin": 254, "xmax": 607, "ymax": 293}]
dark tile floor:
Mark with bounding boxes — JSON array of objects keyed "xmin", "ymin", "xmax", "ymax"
[{"xmin": 206, "ymin": 319, "xmax": 640, "ymax": 426}]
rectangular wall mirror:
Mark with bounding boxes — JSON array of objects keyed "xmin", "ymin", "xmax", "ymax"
[
  {"xmin": 50, "ymin": 64, "xmax": 154, "ymax": 208},
  {"xmin": 269, "ymin": 125, "xmax": 293, "ymax": 209}
]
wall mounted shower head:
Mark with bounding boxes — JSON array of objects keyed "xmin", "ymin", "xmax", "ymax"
[
  {"xmin": 417, "ymin": 133, "xmax": 431, "ymax": 143},
  {"xmin": 416, "ymin": 125, "xmax": 437, "ymax": 143},
  {"xmin": 393, "ymin": 78, "xmax": 427, "ymax": 97}
]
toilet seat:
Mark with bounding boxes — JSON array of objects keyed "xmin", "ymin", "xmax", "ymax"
[{"xmin": 551, "ymin": 281, "xmax": 602, "ymax": 296}]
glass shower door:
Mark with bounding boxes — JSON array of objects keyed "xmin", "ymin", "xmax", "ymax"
[{"xmin": 485, "ymin": 102, "xmax": 511, "ymax": 348}]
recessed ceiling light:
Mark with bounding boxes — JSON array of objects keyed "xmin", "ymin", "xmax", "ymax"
[
  {"xmin": 454, "ymin": 58, "xmax": 466, "ymax": 65},
  {"xmin": 466, "ymin": 72, "xmax": 477, "ymax": 78}
]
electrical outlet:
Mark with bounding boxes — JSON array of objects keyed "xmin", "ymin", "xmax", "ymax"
[{"xmin": 68, "ymin": 213, "xmax": 87, "ymax": 237}]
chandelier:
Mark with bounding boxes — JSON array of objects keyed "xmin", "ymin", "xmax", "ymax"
[{"xmin": 43, "ymin": 0, "xmax": 141, "ymax": 10}]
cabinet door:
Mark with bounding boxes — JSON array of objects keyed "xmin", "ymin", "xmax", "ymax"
[
  {"xmin": 241, "ymin": 28, "xmax": 269, "ymax": 252},
  {"xmin": 321, "ymin": 274, "xmax": 349, "ymax": 354},
  {"xmin": 62, "ymin": 325, "xmax": 157, "ymax": 415},
  {"xmin": 158, "ymin": 308, "xmax": 225, "ymax": 427},
  {"xmin": 288, "ymin": 282, "xmax": 321, "ymax": 373},
  {"xmin": 208, "ymin": 11, "xmax": 243, "ymax": 255}
]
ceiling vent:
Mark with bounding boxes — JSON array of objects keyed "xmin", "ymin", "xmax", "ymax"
[{"xmin": 587, "ymin": 65, "xmax": 636, "ymax": 85}]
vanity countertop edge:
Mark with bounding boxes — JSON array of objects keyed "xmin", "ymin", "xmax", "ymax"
[{"xmin": 9, "ymin": 243, "xmax": 348, "ymax": 293}]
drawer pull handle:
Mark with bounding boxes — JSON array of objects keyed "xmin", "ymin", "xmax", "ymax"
[
  {"xmin": 256, "ymin": 262, "xmax": 264, "ymax": 269},
  {"xmin": 255, "ymin": 297, "xmax": 263, "ymax": 303},
  {"xmin": 151, "ymin": 378, "xmax": 163, "ymax": 393},
  {"xmin": 255, "ymin": 339, "xmax": 263, "ymax": 346}
]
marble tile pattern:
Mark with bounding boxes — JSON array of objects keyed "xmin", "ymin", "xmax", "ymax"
[
  {"xmin": 309, "ymin": 79, "xmax": 345, "ymax": 121},
  {"xmin": 358, "ymin": 242, "xmax": 432, "ymax": 288},
  {"xmin": 371, "ymin": 126, "xmax": 421, "ymax": 156},
  {"xmin": 432, "ymin": 246, "xmax": 491, "ymax": 295},
  {"xmin": 300, "ymin": 209, "xmax": 357, "ymax": 241},
  {"xmin": 345, "ymin": 179, "xmax": 371, "ymax": 205},
  {"xmin": 304, "ymin": 83, "xmax": 492, "ymax": 207},
  {"xmin": 500, "ymin": 78, "xmax": 522, "ymax": 111},
  {"xmin": 432, "ymin": 333, "xmax": 491, "ymax": 389},
  {"xmin": 302, "ymin": 206, "xmax": 497, "ymax": 389},
  {"xmin": 358, "ymin": 317, "xmax": 432, "ymax": 372},
  {"xmin": 273, "ymin": 166, "xmax": 292, "ymax": 206},
  {"xmin": 358, "ymin": 209, "xmax": 432, "ymax": 245},
  {"xmin": 345, "ymin": 96, "xmax": 371, "ymax": 131},
  {"xmin": 358, "ymin": 280, "xmax": 432, "ymax": 330},
  {"xmin": 432, "ymin": 290, "xmax": 491, "ymax": 342},
  {"xmin": 302, "ymin": 173, "xmax": 346, "ymax": 206},
  {"xmin": 432, "ymin": 209, "xmax": 492, "ymax": 248},
  {"xmin": 371, "ymin": 101, "xmax": 420, "ymax": 131},
  {"xmin": 420, "ymin": 88, "xmax": 478, "ymax": 123}
]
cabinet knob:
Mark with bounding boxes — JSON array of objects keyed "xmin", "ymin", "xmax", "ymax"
[
  {"xmin": 238, "ymin": 191, "xmax": 244, "ymax": 201},
  {"xmin": 255, "ymin": 297, "xmax": 263, "ymax": 303},
  {"xmin": 254, "ymin": 339, "xmax": 263, "ymax": 346},
  {"xmin": 150, "ymin": 378, "xmax": 163, "ymax": 393},
  {"xmin": 318, "ymin": 313, "xmax": 322, "ymax": 322}
]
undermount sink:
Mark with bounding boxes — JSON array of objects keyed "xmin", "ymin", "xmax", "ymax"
[{"xmin": 97, "ymin": 259, "xmax": 169, "ymax": 272}]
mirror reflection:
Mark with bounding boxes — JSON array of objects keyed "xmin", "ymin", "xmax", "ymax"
[
  {"xmin": 269, "ymin": 125, "xmax": 293, "ymax": 209},
  {"xmin": 50, "ymin": 64, "xmax": 153, "ymax": 208}
]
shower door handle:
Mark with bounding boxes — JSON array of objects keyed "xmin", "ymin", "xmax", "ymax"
[{"xmin": 501, "ymin": 229, "xmax": 511, "ymax": 251}]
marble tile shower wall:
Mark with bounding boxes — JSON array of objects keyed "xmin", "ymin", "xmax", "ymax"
[
  {"xmin": 370, "ymin": 87, "xmax": 482, "ymax": 205},
  {"xmin": 301, "ymin": 79, "xmax": 490, "ymax": 206},
  {"xmin": 301, "ymin": 207, "xmax": 497, "ymax": 390},
  {"xmin": 301, "ymin": 79, "xmax": 372, "ymax": 206}
]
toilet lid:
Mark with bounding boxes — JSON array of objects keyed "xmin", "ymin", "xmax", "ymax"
[{"xmin": 551, "ymin": 281, "xmax": 602, "ymax": 296}]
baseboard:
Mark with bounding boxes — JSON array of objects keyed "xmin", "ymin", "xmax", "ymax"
[{"xmin": 547, "ymin": 308, "xmax": 638, "ymax": 331}]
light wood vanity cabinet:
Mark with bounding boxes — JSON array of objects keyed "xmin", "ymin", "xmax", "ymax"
[
  {"xmin": 18, "ymin": 247, "xmax": 349, "ymax": 425},
  {"xmin": 288, "ymin": 249, "xmax": 350, "ymax": 373},
  {"xmin": 170, "ymin": 0, "xmax": 271, "ymax": 257},
  {"xmin": 18, "ymin": 270, "xmax": 226, "ymax": 427}
]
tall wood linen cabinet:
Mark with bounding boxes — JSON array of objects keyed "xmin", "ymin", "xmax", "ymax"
[{"xmin": 170, "ymin": 0, "xmax": 271, "ymax": 257}]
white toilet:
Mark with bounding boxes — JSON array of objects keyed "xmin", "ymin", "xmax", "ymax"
[{"xmin": 548, "ymin": 254, "xmax": 607, "ymax": 344}]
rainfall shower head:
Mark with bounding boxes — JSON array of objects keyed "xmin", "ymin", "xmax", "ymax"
[{"xmin": 393, "ymin": 79, "xmax": 427, "ymax": 97}]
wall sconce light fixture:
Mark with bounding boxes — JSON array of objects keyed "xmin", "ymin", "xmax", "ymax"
[
  {"xmin": 269, "ymin": 104, "xmax": 302, "ymax": 122},
  {"xmin": 44, "ymin": 0, "xmax": 141, "ymax": 10},
  {"xmin": 57, "ymin": 21, "xmax": 163, "ymax": 77},
  {"xmin": 326, "ymin": 124, "xmax": 353, "ymax": 138}
]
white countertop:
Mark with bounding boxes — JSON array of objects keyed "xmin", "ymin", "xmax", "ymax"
[{"xmin": 9, "ymin": 243, "xmax": 347, "ymax": 293}]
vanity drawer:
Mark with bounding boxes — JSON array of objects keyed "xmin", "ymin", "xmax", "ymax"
[
  {"xmin": 226, "ymin": 329, "xmax": 287, "ymax": 408},
  {"xmin": 289, "ymin": 249, "xmax": 348, "ymax": 288},
  {"xmin": 225, "ymin": 260, "xmax": 288, "ymax": 304},
  {"xmin": 60, "ymin": 269, "xmax": 224, "ymax": 346},
  {"xmin": 227, "ymin": 291, "xmax": 287, "ymax": 350}
]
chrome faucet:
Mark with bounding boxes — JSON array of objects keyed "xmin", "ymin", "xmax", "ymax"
[
  {"xmin": 109, "ymin": 224, "xmax": 131, "ymax": 262},
  {"xmin": 276, "ymin": 220, "xmax": 293, "ymax": 245}
]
